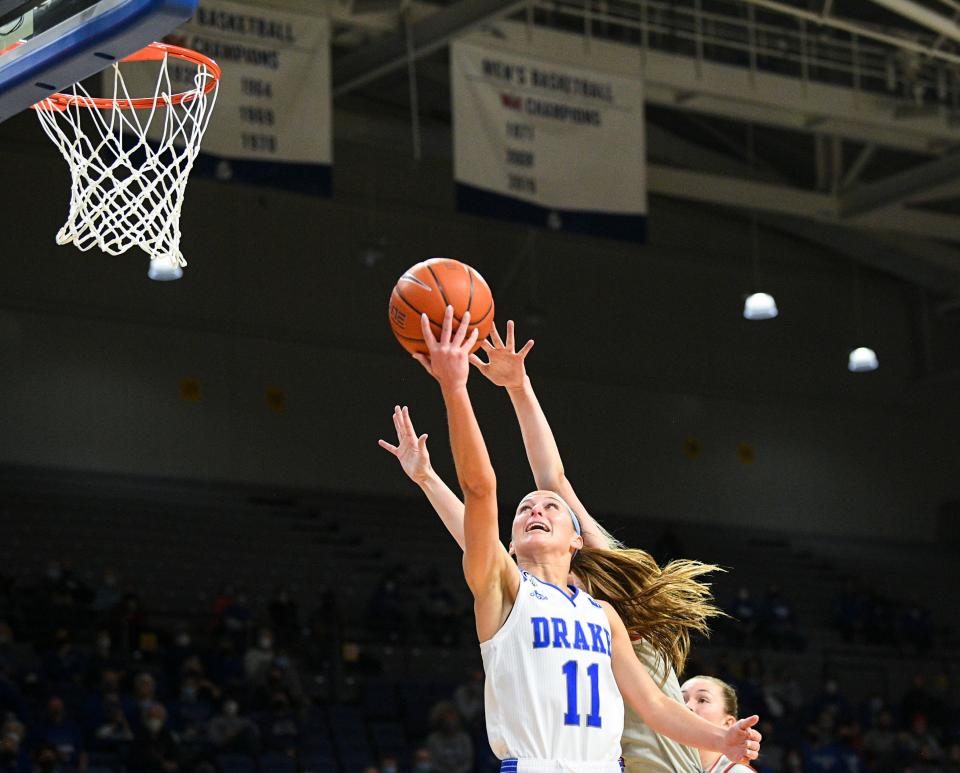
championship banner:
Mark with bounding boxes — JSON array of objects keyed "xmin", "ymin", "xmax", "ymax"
[
  {"xmin": 452, "ymin": 22, "xmax": 646, "ymax": 241},
  {"xmin": 115, "ymin": 0, "xmax": 332, "ymax": 195}
]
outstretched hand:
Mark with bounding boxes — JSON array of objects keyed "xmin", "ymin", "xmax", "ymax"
[
  {"xmin": 412, "ymin": 305, "xmax": 477, "ymax": 392},
  {"xmin": 378, "ymin": 405, "xmax": 432, "ymax": 484},
  {"xmin": 469, "ymin": 320, "xmax": 534, "ymax": 391},
  {"xmin": 721, "ymin": 715, "xmax": 762, "ymax": 764}
]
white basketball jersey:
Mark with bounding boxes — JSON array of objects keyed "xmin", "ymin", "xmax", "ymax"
[
  {"xmin": 621, "ymin": 640, "xmax": 701, "ymax": 773},
  {"xmin": 480, "ymin": 571, "xmax": 624, "ymax": 765}
]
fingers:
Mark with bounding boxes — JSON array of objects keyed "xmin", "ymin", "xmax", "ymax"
[
  {"xmin": 400, "ymin": 405, "xmax": 417, "ymax": 438},
  {"xmin": 468, "ymin": 353, "xmax": 488, "ymax": 370},
  {"xmin": 417, "ymin": 433, "xmax": 429, "ymax": 450},
  {"xmin": 505, "ymin": 319, "xmax": 515, "ymax": 351},
  {"xmin": 464, "ymin": 327, "xmax": 479, "ymax": 352},
  {"xmin": 440, "ymin": 304, "xmax": 454, "ymax": 343},
  {"xmin": 420, "ymin": 313, "xmax": 438, "ymax": 348},
  {"xmin": 377, "ymin": 439, "xmax": 399, "ymax": 456},
  {"xmin": 451, "ymin": 310, "xmax": 471, "ymax": 347},
  {"xmin": 517, "ymin": 339, "xmax": 535, "ymax": 358},
  {"xmin": 479, "ymin": 339, "xmax": 494, "ymax": 353},
  {"xmin": 740, "ymin": 715, "xmax": 760, "ymax": 730},
  {"xmin": 490, "ymin": 323, "xmax": 505, "ymax": 349}
]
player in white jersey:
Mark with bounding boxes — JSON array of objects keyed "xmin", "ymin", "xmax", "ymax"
[
  {"xmin": 681, "ymin": 676, "xmax": 758, "ymax": 773},
  {"xmin": 381, "ymin": 319, "xmax": 720, "ymax": 773},
  {"xmin": 394, "ymin": 305, "xmax": 760, "ymax": 772}
]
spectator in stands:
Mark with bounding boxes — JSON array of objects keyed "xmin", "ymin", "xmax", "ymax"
[
  {"xmin": 901, "ymin": 674, "xmax": 940, "ymax": 729},
  {"xmin": 899, "ymin": 713, "xmax": 944, "ymax": 771},
  {"xmin": 127, "ymin": 704, "xmax": 180, "ymax": 773},
  {"xmin": 32, "ymin": 744, "xmax": 64, "ymax": 773},
  {"xmin": 43, "ymin": 629, "xmax": 86, "ymax": 686},
  {"xmin": 425, "ymin": 701, "xmax": 472, "ymax": 773},
  {"xmin": 366, "ymin": 569, "xmax": 409, "ymax": 644},
  {"xmin": 800, "ymin": 710, "xmax": 852, "ymax": 772},
  {"xmin": 267, "ymin": 587, "xmax": 300, "ymax": 647},
  {"xmin": 34, "ymin": 696, "xmax": 87, "ymax": 772},
  {"xmin": 758, "ymin": 584, "xmax": 804, "ymax": 651},
  {"xmin": 90, "ymin": 570, "xmax": 121, "ymax": 618},
  {"xmin": 112, "ymin": 593, "xmax": 146, "ymax": 652},
  {"xmin": 257, "ymin": 692, "xmax": 300, "ymax": 756},
  {"xmin": 411, "ymin": 748, "xmax": 433, "ymax": 773},
  {"xmin": 418, "ymin": 568, "xmax": 461, "ymax": 647},
  {"xmin": 129, "ymin": 673, "xmax": 160, "ymax": 730},
  {"xmin": 221, "ymin": 590, "xmax": 252, "ymax": 644},
  {"xmin": 207, "ymin": 699, "xmax": 260, "ymax": 756},
  {"xmin": 0, "ymin": 719, "xmax": 28, "ymax": 773},
  {"xmin": 453, "ymin": 670, "xmax": 483, "ymax": 730},
  {"xmin": 378, "ymin": 754, "xmax": 399, "ymax": 773},
  {"xmin": 164, "ymin": 630, "xmax": 198, "ymax": 685},
  {"xmin": 861, "ymin": 709, "xmax": 898, "ymax": 772},
  {"xmin": 728, "ymin": 587, "xmax": 758, "ymax": 645},
  {"xmin": 832, "ymin": 579, "xmax": 865, "ymax": 643},
  {"xmin": 900, "ymin": 598, "xmax": 933, "ymax": 653},
  {"xmin": 92, "ymin": 693, "xmax": 134, "ymax": 750},
  {"xmin": 85, "ymin": 630, "xmax": 123, "ymax": 685},
  {"xmin": 244, "ymin": 628, "xmax": 275, "ymax": 686}
]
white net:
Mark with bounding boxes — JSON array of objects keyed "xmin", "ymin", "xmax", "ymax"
[{"xmin": 34, "ymin": 48, "xmax": 219, "ymax": 274}]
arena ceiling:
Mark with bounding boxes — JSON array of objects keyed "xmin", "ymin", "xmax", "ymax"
[{"xmin": 300, "ymin": 0, "xmax": 960, "ymax": 301}]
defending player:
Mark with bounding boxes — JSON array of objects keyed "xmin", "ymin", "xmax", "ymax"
[
  {"xmin": 397, "ymin": 305, "xmax": 760, "ymax": 771},
  {"xmin": 681, "ymin": 677, "xmax": 758, "ymax": 773},
  {"xmin": 380, "ymin": 320, "xmax": 721, "ymax": 772}
]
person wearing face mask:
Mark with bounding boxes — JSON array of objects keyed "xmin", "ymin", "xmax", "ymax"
[
  {"xmin": 425, "ymin": 702, "xmax": 472, "ymax": 773},
  {"xmin": 379, "ymin": 755, "xmax": 400, "ymax": 773},
  {"xmin": 34, "ymin": 696, "xmax": 87, "ymax": 773},
  {"xmin": 207, "ymin": 700, "xmax": 260, "ymax": 756},
  {"xmin": 0, "ymin": 719, "xmax": 29, "ymax": 773},
  {"xmin": 411, "ymin": 748, "xmax": 433, "ymax": 773},
  {"xmin": 127, "ymin": 704, "xmax": 180, "ymax": 773},
  {"xmin": 243, "ymin": 629, "xmax": 275, "ymax": 685}
]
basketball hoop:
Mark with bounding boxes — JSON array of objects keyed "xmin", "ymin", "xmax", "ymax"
[{"xmin": 32, "ymin": 42, "xmax": 220, "ymax": 279}]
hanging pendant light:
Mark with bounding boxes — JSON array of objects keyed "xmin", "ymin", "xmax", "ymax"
[
  {"xmin": 848, "ymin": 264, "xmax": 878, "ymax": 372},
  {"xmin": 848, "ymin": 346, "xmax": 879, "ymax": 372},
  {"xmin": 742, "ymin": 127, "xmax": 778, "ymax": 320},
  {"xmin": 744, "ymin": 292, "xmax": 779, "ymax": 320}
]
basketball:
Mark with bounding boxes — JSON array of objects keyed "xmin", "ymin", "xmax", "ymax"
[{"xmin": 388, "ymin": 258, "xmax": 495, "ymax": 355}]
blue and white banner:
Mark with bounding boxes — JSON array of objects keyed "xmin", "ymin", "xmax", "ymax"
[
  {"xmin": 116, "ymin": 0, "xmax": 332, "ymax": 195},
  {"xmin": 451, "ymin": 22, "xmax": 646, "ymax": 241}
]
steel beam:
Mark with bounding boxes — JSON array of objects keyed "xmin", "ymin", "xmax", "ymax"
[
  {"xmin": 332, "ymin": 0, "xmax": 525, "ymax": 97},
  {"xmin": 839, "ymin": 151, "xmax": 960, "ymax": 217}
]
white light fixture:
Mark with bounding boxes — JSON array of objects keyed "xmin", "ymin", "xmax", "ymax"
[
  {"xmin": 148, "ymin": 255, "xmax": 183, "ymax": 281},
  {"xmin": 741, "ymin": 125, "xmax": 778, "ymax": 321},
  {"xmin": 743, "ymin": 292, "xmax": 779, "ymax": 320},
  {"xmin": 848, "ymin": 264, "xmax": 878, "ymax": 372},
  {"xmin": 848, "ymin": 346, "xmax": 879, "ymax": 372}
]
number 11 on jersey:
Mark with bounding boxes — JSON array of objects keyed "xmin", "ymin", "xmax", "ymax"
[{"xmin": 562, "ymin": 660, "xmax": 602, "ymax": 728}]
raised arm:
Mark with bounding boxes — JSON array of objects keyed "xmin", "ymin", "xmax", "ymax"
[
  {"xmin": 470, "ymin": 320, "xmax": 618, "ymax": 550},
  {"xmin": 379, "ymin": 404, "xmax": 466, "ymax": 550},
  {"xmin": 415, "ymin": 306, "xmax": 518, "ymax": 641},
  {"xmin": 602, "ymin": 601, "xmax": 762, "ymax": 761}
]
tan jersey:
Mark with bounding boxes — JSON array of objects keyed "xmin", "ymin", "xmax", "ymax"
[
  {"xmin": 621, "ymin": 640, "xmax": 702, "ymax": 773},
  {"xmin": 705, "ymin": 754, "xmax": 757, "ymax": 773}
]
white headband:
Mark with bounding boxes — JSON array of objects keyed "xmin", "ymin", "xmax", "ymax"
[{"xmin": 519, "ymin": 492, "xmax": 581, "ymax": 536}]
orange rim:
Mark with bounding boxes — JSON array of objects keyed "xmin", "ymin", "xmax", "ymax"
[{"xmin": 33, "ymin": 41, "xmax": 220, "ymax": 112}]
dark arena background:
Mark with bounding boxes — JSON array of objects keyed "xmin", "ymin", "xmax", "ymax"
[{"xmin": 0, "ymin": 0, "xmax": 959, "ymax": 771}]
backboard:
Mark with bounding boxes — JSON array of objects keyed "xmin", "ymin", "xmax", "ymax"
[{"xmin": 0, "ymin": 0, "xmax": 197, "ymax": 122}]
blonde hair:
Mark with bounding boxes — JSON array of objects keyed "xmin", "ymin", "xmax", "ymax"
[
  {"xmin": 571, "ymin": 546, "xmax": 724, "ymax": 678},
  {"xmin": 689, "ymin": 675, "xmax": 739, "ymax": 717}
]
